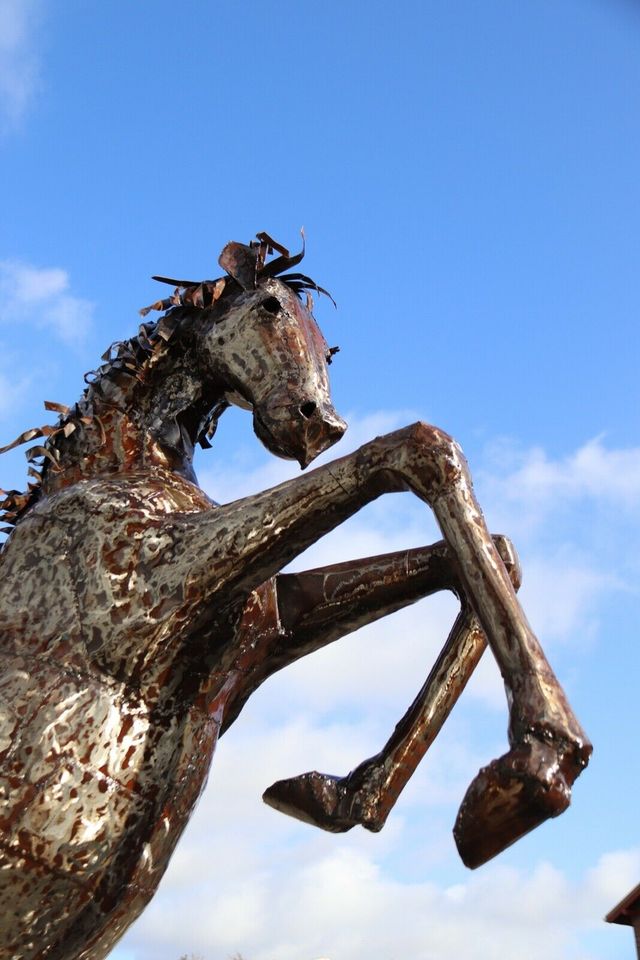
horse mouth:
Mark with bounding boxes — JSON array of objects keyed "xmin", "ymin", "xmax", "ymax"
[{"xmin": 253, "ymin": 411, "xmax": 300, "ymax": 464}]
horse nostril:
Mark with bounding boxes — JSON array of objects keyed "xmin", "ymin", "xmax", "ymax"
[{"xmin": 299, "ymin": 401, "xmax": 317, "ymax": 420}]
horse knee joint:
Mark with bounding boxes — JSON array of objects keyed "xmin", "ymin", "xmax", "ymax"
[
  {"xmin": 407, "ymin": 421, "xmax": 453, "ymax": 449},
  {"xmin": 406, "ymin": 422, "xmax": 467, "ymax": 498}
]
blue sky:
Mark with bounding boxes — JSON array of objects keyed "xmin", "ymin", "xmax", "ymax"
[{"xmin": 1, "ymin": 1, "xmax": 639, "ymax": 958}]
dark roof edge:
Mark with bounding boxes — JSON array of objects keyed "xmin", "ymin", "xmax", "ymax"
[{"xmin": 605, "ymin": 882, "xmax": 640, "ymax": 926}]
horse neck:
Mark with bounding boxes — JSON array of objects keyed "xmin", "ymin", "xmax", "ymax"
[{"xmin": 42, "ymin": 359, "xmax": 227, "ymax": 495}]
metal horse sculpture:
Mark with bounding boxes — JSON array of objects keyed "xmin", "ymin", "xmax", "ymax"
[{"xmin": 0, "ymin": 235, "xmax": 591, "ymax": 960}]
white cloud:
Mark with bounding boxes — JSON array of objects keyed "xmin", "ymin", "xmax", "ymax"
[
  {"xmin": 118, "ymin": 778, "xmax": 640, "ymax": 960},
  {"xmin": 0, "ymin": 259, "xmax": 94, "ymax": 344},
  {"xmin": 479, "ymin": 437, "xmax": 640, "ymax": 535},
  {"xmin": 519, "ymin": 550, "xmax": 621, "ymax": 643},
  {"xmin": 0, "ymin": 0, "xmax": 42, "ymax": 126},
  {"xmin": 513, "ymin": 440, "xmax": 640, "ymax": 506},
  {"xmin": 585, "ymin": 848, "xmax": 640, "ymax": 909},
  {"xmin": 7, "ymin": 263, "xmax": 68, "ymax": 303},
  {"xmin": 473, "ymin": 436, "xmax": 640, "ymax": 655}
]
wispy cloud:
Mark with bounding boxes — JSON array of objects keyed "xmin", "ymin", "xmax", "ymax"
[
  {"xmin": 480, "ymin": 436, "xmax": 640, "ymax": 523},
  {"xmin": 0, "ymin": 259, "xmax": 94, "ymax": 345},
  {"xmin": 477, "ymin": 435, "xmax": 640, "ymax": 611},
  {"xmin": 520, "ymin": 550, "xmax": 621, "ymax": 643},
  {"xmin": 0, "ymin": 0, "xmax": 42, "ymax": 127}
]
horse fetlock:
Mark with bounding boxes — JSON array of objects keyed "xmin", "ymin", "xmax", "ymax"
[
  {"xmin": 508, "ymin": 669, "xmax": 591, "ymax": 762},
  {"xmin": 340, "ymin": 758, "xmax": 391, "ymax": 831},
  {"xmin": 522, "ymin": 720, "xmax": 593, "ymax": 779},
  {"xmin": 345, "ymin": 786, "xmax": 391, "ymax": 833},
  {"xmin": 503, "ymin": 703, "xmax": 592, "ymax": 833}
]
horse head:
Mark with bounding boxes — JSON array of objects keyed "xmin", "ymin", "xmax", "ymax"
[
  {"xmin": 200, "ymin": 275, "xmax": 347, "ymax": 468},
  {"xmin": 151, "ymin": 234, "xmax": 347, "ymax": 470},
  {"xmin": 0, "ymin": 235, "xmax": 348, "ymax": 534}
]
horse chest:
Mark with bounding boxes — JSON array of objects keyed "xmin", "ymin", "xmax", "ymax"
[
  {"xmin": 0, "ymin": 628, "xmax": 228, "ymax": 959},
  {"xmin": 0, "ymin": 482, "xmax": 237, "ymax": 958},
  {"xmin": 0, "ymin": 659, "xmax": 224, "ymax": 959}
]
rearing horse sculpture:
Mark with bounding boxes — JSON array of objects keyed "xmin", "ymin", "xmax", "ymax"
[{"xmin": 0, "ymin": 234, "xmax": 591, "ymax": 960}]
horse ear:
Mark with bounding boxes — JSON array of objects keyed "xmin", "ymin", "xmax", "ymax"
[{"xmin": 218, "ymin": 242, "xmax": 260, "ymax": 291}]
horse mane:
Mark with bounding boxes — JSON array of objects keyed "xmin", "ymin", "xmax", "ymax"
[{"xmin": 0, "ymin": 232, "xmax": 332, "ymax": 538}]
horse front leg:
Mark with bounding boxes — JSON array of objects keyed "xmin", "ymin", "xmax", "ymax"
[
  {"xmin": 171, "ymin": 421, "xmax": 590, "ymax": 865},
  {"xmin": 272, "ymin": 538, "xmax": 474, "ymax": 665},
  {"xmin": 220, "ymin": 537, "xmax": 478, "ymax": 729},
  {"xmin": 378, "ymin": 423, "xmax": 592, "ymax": 867},
  {"xmin": 262, "ymin": 536, "xmax": 521, "ymax": 840}
]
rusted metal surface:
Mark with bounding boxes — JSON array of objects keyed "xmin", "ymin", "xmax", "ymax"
[{"xmin": 0, "ymin": 235, "xmax": 591, "ymax": 959}]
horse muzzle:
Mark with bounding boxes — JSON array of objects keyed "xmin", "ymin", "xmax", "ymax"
[
  {"xmin": 253, "ymin": 400, "xmax": 347, "ymax": 468},
  {"xmin": 295, "ymin": 401, "xmax": 347, "ymax": 468}
]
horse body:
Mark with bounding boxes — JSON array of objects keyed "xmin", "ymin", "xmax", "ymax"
[
  {"xmin": 0, "ymin": 237, "xmax": 591, "ymax": 960},
  {"xmin": 0, "ymin": 475, "xmax": 211, "ymax": 957}
]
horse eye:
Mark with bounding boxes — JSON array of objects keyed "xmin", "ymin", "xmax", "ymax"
[{"xmin": 261, "ymin": 297, "xmax": 281, "ymax": 316}]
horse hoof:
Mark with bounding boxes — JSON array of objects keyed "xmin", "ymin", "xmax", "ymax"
[
  {"xmin": 453, "ymin": 739, "xmax": 574, "ymax": 869},
  {"xmin": 262, "ymin": 771, "xmax": 356, "ymax": 833}
]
